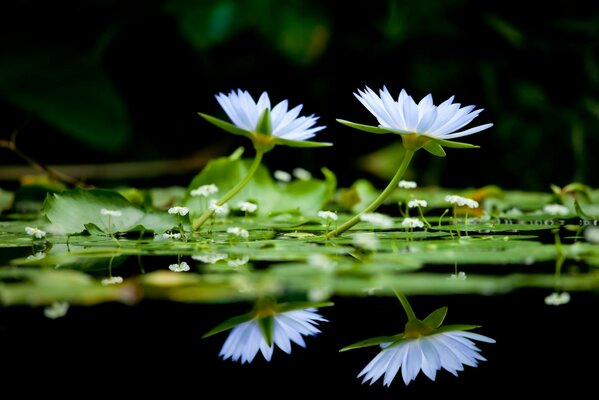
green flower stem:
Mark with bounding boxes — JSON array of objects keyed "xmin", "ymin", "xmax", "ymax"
[
  {"xmin": 327, "ymin": 149, "xmax": 415, "ymax": 238},
  {"xmin": 393, "ymin": 289, "xmax": 417, "ymax": 322},
  {"xmin": 192, "ymin": 150, "xmax": 264, "ymax": 231}
]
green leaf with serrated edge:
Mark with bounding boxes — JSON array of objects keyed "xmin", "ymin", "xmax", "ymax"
[
  {"xmin": 434, "ymin": 324, "xmax": 480, "ymax": 334},
  {"xmin": 423, "ymin": 141, "xmax": 446, "ymax": 157},
  {"xmin": 275, "ymin": 138, "xmax": 332, "ymax": 148},
  {"xmin": 339, "ymin": 335, "xmax": 398, "ymax": 352},
  {"xmin": 256, "ymin": 108, "xmax": 272, "ymax": 135},
  {"xmin": 275, "ymin": 301, "xmax": 334, "ymax": 313},
  {"xmin": 336, "ymin": 119, "xmax": 391, "ymax": 134},
  {"xmin": 202, "ymin": 311, "xmax": 254, "ymax": 338},
  {"xmin": 198, "ymin": 112, "xmax": 251, "ymax": 138},
  {"xmin": 431, "ymin": 137, "xmax": 480, "ymax": 149},
  {"xmin": 423, "ymin": 306, "xmax": 448, "ymax": 328},
  {"xmin": 258, "ymin": 315, "xmax": 275, "ymax": 346}
]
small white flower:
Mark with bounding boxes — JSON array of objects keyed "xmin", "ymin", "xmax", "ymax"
[
  {"xmin": 169, "ymin": 261, "xmax": 191, "ymax": 272},
  {"xmin": 293, "ymin": 167, "xmax": 312, "ymax": 181},
  {"xmin": 227, "ymin": 227, "xmax": 249, "ymax": 238},
  {"xmin": 360, "ymin": 213, "xmax": 394, "ymax": 229},
  {"xmin": 543, "ymin": 204, "xmax": 569, "ymax": 216},
  {"xmin": 401, "ymin": 217, "xmax": 425, "ymax": 229},
  {"xmin": 317, "ymin": 210, "xmax": 338, "ymax": 221},
  {"xmin": 407, "ymin": 199, "xmax": 427, "ymax": 208},
  {"xmin": 192, "ymin": 253, "xmax": 228, "ymax": 264},
  {"xmin": 100, "ymin": 208, "xmax": 122, "ymax": 217},
  {"xmin": 445, "ymin": 195, "xmax": 479, "ymax": 208},
  {"xmin": 191, "ymin": 184, "xmax": 219, "ymax": 197},
  {"xmin": 353, "ymin": 232, "xmax": 380, "ymax": 251},
  {"xmin": 220, "ymin": 308, "xmax": 326, "ymax": 363},
  {"xmin": 503, "ymin": 208, "xmax": 523, "ymax": 217},
  {"xmin": 237, "ymin": 201, "xmax": 258, "ymax": 213},
  {"xmin": 228, "ymin": 256, "xmax": 250, "ymax": 267},
  {"xmin": 101, "ymin": 276, "xmax": 123, "ymax": 285},
  {"xmin": 544, "ymin": 292, "xmax": 570, "ymax": 306},
  {"xmin": 25, "ymin": 226, "xmax": 46, "ymax": 239},
  {"xmin": 274, "ymin": 170, "xmax": 292, "ymax": 183},
  {"xmin": 448, "ymin": 271, "xmax": 467, "ymax": 280},
  {"xmin": 359, "ymin": 330, "xmax": 495, "ymax": 386},
  {"xmin": 162, "ymin": 232, "xmax": 182, "ymax": 240},
  {"xmin": 209, "ymin": 200, "xmax": 230, "ymax": 216},
  {"xmin": 168, "ymin": 206, "xmax": 189, "ymax": 216},
  {"xmin": 398, "ymin": 180, "xmax": 417, "ymax": 189},
  {"xmin": 307, "ymin": 254, "xmax": 337, "ymax": 271},
  {"xmin": 27, "ymin": 252, "xmax": 46, "ymax": 260},
  {"xmin": 43, "ymin": 301, "xmax": 70, "ymax": 319},
  {"xmin": 584, "ymin": 226, "xmax": 599, "ymax": 244}
]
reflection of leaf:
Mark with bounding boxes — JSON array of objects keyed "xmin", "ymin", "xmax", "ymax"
[
  {"xmin": 340, "ymin": 335, "xmax": 400, "ymax": 352},
  {"xmin": 202, "ymin": 311, "xmax": 254, "ymax": 338}
]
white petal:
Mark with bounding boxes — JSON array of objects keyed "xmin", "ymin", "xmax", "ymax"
[
  {"xmin": 401, "ymin": 341, "xmax": 422, "ymax": 384},
  {"xmin": 256, "ymin": 91, "xmax": 271, "ymax": 112},
  {"xmin": 383, "ymin": 344, "xmax": 409, "ymax": 387},
  {"xmin": 438, "ymin": 123, "xmax": 493, "ymax": 139},
  {"xmin": 450, "ymin": 330, "xmax": 496, "ymax": 343},
  {"xmin": 402, "ymin": 95, "xmax": 419, "ymax": 130},
  {"xmin": 429, "ymin": 336, "xmax": 464, "ymax": 375},
  {"xmin": 420, "ymin": 338, "xmax": 442, "ymax": 380}
]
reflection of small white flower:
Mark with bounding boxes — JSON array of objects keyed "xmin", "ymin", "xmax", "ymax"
[
  {"xmin": 543, "ymin": 204, "xmax": 569, "ymax": 216},
  {"xmin": 353, "ymin": 232, "xmax": 379, "ymax": 251},
  {"xmin": 191, "ymin": 184, "xmax": 219, "ymax": 197},
  {"xmin": 228, "ymin": 256, "xmax": 250, "ymax": 267},
  {"xmin": 168, "ymin": 206, "xmax": 189, "ymax": 216},
  {"xmin": 237, "ymin": 201, "xmax": 258, "ymax": 213},
  {"xmin": 317, "ymin": 210, "xmax": 338, "ymax": 221},
  {"xmin": 445, "ymin": 195, "xmax": 479, "ymax": 208},
  {"xmin": 359, "ymin": 330, "xmax": 495, "ymax": 386},
  {"xmin": 162, "ymin": 232, "xmax": 182, "ymax": 240},
  {"xmin": 360, "ymin": 213, "xmax": 393, "ymax": 229},
  {"xmin": 43, "ymin": 301, "xmax": 70, "ymax": 319},
  {"xmin": 227, "ymin": 227, "xmax": 249, "ymax": 238},
  {"xmin": 274, "ymin": 170, "xmax": 292, "ymax": 183},
  {"xmin": 398, "ymin": 180, "xmax": 417, "ymax": 189},
  {"xmin": 408, "ymin": 199, "xmax": 427, "ymax": 208},
  {"xmin": 101, "ymin": 276, "xmax": 123, "ymax": 285},
  {"xmin": 220, "ymin": 308, "xmax": 326, "ymax": 363},
  {"xmin": 401, "ymin": 218, "xmax": 424, "ymax": 229},
  {"xmin": 192, "ymin": 253, "xmax": 228, "ymax": 264},
  {"xmin": 169, "ymin": 262, "xmax": 190, "ymax": 272},
  {"xmin": 544, "ymin": 292, "xmax": 570, "ymax": 306},
  {"xmin": 27, "ymin": 252, "xmax": 46, "ymax": 260},
  {"xmin": 292, "ymin": 168, "xmax": 312, "ymax": 181},
  {"xmin": 448, "ymin": 271, "xmax": 467, "ymax": 280},
  {"xmin": 25, "ymin": 226, "xmax": 46, "ymax": 239},
  {"xmin": 585, "ymin": 227, "xmax": 599, "ymax": 244},
  {"xmin": 209, "ymin": 200, "xmax": 230, "ymax": 216},
  {"xmin": 100, "ymin": 208, "xmax": 122, "ymax": 217},
  {"xmin": 503, "ymin": 208, "xmax": 523, "ymax": 217}
]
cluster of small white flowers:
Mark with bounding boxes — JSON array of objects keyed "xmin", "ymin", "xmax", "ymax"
[
  {"xmin": 544, "ymin": 291, "xmax": 570, "ymax": 306},
  {"xmin": 168, "ymin": 206, "xmax": 189, "ymax": 216},
  {"xmin": 192, "ymin": 253, "xmax": 228, "ymax": 264},
  {"xmin": 543, "ymin": 204, "xmax": 569, "ymax": 216},
  {"xmin": 161, "ymin": 232, "xmax": 182, "ymax": 240},
  {"xmin": 353, "ymin": 232, "xmax": 379, "ymax": 251},
  {"xmin": 169, "ymin": 261, "xmax": 190, "ymax": 272},
  {"xmin": 292, "ymin": 167, "xmax": 312, "ymax": 181},
  {"xmin": 585, "ymin": 227, "xmax": 599, "ymax": 244},
  {"xmin": 445, "ymin": 195, "xmax": 479, "ymax": 208},
  {"xmin": 237, "ymin": 201, "xmax": 258, "ymax": 213},
  {"xmin": 43, "ymin": 301, "xmax": 70, "ymax": 319},
  {"xmin": 100, "ymin": 208, "xmax": 122, "ymax": 217},
  {"xmin": 401, "ymin": 217, "xmax": 425, "ymax": 229},
  {"xmin": 359, "ymin": 212, "xmax": 393, "ymax": 229},
  {"xmin": 317, "ymin": 210, "xmax": 338, "ymax": 221},
  {"xmin": 407, "ymin": 199, "xmax": 427, "ymax": 208},
  {"xmin": 101, "ymin": 276, "xmax": 123, "ymax": 285},
  {"xmin": 228, "ymin": 256, "xmax": 250, "ymax": 267},
  {"xmin": 398, "ymin": 180, "xmax": 417, "ymax": 189},
  {"xmin": 25, "ymin": 226, "xmax": 46, "ymax": 239},
  {"xmin": 191, "ymin": 184, "xmax": 219, "ymax": 197},
  {"xmin": 274, "ymin": 170, "xmax": 292, "ymax": 182},
  {"xmin": 227, "ymin": 226, "xmax": 249, "ymax": 238},
  {"xmin": 448, "ymin": 271, "xmax": 467, "ymax": 280},
  {"xmin": 209, "ymin": 200, "xmax": 230, "ymax": 215}
]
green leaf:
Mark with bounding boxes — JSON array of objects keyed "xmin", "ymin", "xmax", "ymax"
[
  {"xmin": 256, "ymin": 108, "xmax": 272, "ymax": 135},
  {"xmin": 275, "ymin": 138, "xmax": 333, "ymax": 148},
  {"xmin": 202, "ymin": 311, "xmax": 255, "ymax": 338},
  {"xmin": 339, "ymin": 335, "xmax": 398, "ymax": 352},
  {"xmin": 276, "ymin": 301, "xmax": 334, "ymax": 313},
  {"xmin": 435, "ymin": 324, "xmax": 480, "ymax": 334},
  {"xmin": 432, "ymin": 137, "xmax": 480, "ymax": 149},
  {"xmin": 198, "ymin": 112, "xmax": 251, "ymax": 138},
  {"xmin": 423, "ymin": 306, "xmax": 448, "ymax": 328},
  {"xmin": 258, "ymin": 315, "xmax": 275, "ymax": 346},
  {"xmin": 336, "ymin": 119, "xmax": 391, "ymax": 134},
  {"xmin": 423, "ymin": 141, "xmax": 446, "ymax": 157}
]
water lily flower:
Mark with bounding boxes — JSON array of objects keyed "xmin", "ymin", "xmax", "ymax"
[
  {"xmin": 274, "ymin": 170, "xmax": 292, "ymax": 183},
  {"xmin": 43, "ymin": 301, "xmax": 70, "ymax": 319},
  {"xmin": 329, "ymin": 87, "xmax": 491, "ymax": 237},
  {"xmin": 292, "ymin": 167, "xmax": 312, "ymax": 181},
  {"xmin": 445, "ymin": 195, "xmax": 479, "ymax": 209},
  {"xmin": 25, "ymin": 226, "xmax": 46, "ymax": 239},
  {"xmin": 359, "ymin": 212, "xmax": 394, "ymax": 229},
  {"xmin": 227, "ymin": 226, "xmax": 249, "ymax": 238},
  {"xmin": 100, "ymin": 208, "xmax": 122, "ymax": 217},
  {"xmin": 101, "ymin": 276, "xmax": 123, "ymax": 285},
  {"xmin": 318, "ymin": 210, "xmax": 338, "ymax": 221},
  {"xmin": 191, "ymin": 184, "xmax": 219, "ymax": 197},
  {"xmin": 398, "ymin": 180, "xmax": 417, "ymax": 189},
  {"xmin": 209, "ymin": 200, "xmax": 230, "ymax": 216},
  {"xmin": 408, "ymin": 199, "xmax": 427, "ymax": 208},
  {"xmin": 169, "ymin": 261, "xmax": 190, "ymax": 272},
  {"xmin": 237, "ymin": 201, "xmax": 258, "ymax": 213},
  {"xmin": 204, "ymin": 299, "xmax": 330, "ymax": 364},
  {"xmin": 168, "ymin": 206, "xmax": 189, "ymax": 216},
  {"xmin": 543, "ymin": 204, "xmax": 569, "ymax": 216},
  {"xmin": 401, "ymin": 217, "xmax": 424, "ymax": 229},
  {"xmin": 544, "ymin": 291, "xmax": 570, "ymax": 306},
  {"xmin": 342, "ymin": 291, "xmax": 495, "ymax": 387}
]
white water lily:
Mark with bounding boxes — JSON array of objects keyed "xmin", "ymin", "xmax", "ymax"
[
  {"xmin": 358, "ymin": 330, "xmax": 495, "ymax": 386},
  {"xmin": 219, "ymin": 308, "xmax": 326, "ymax": 364},
  {"xmin": 408, "ymin": 199, "xmax": 427, "ymax": 208},
  {"xmin": 168, "ymin": 206, "xmax": 189, "ymax": 216},
  {"xmin": 227, "ymin": 226, "xmax": 249, "ymax": 238},
  {"xmin": 25, "ymin": 226, "xmax": 46, "ymax": 239},
  {"xmin": 359, "ymin": 212, "xmax": 394, "ymax": 229},
  {"xmin": 401, "ymin": 217, "xmax": 424, "ymax": 229},
  {"xmin": 191, "ymin": 184, "xmax": 219, "ymax": 197},
  {"xmin": 543, "ymin": 204, "xmax": 569, "ymax": 216},
  {"xmin": 169, "ymin": 261, "xmax": 190, "ymax": 272},
  {"xmin": 43, "ymin": 301, "xmax": 70, "ymax": 319},
  {"xmin": 237, "ymin": 201, "xmax": 258, "ymax": 213},
  {"xmin": 398, "ymin": 180, "xmax": 417, "ymax": 189},
  {"xmin": 101, "ymin": 276, "xmax": 123, "ymax": 285},
  {"xmin": 100, "ymin": 208, "xmax": 122, "ymax": 217},
  {"xmin": 445, "ymin": 195, "xmax": 479, "ymax": 209}
]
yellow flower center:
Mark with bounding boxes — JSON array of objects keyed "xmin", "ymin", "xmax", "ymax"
[{"xmin": 400, "ymin": 134, "xmax": 432, "ymax": 151}]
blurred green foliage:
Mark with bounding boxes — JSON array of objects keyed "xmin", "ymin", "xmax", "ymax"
[{"xmin": 0, "ymin": 0, "xmax": 597, "ymax": 189}]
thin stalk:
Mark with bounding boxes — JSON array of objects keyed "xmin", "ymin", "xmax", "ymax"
[{"xmin": 393, "ymin": 289, "xmax": 417, "ymax": 321}]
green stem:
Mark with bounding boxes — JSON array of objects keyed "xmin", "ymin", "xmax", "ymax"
[
  {"xmin": 327, "ymin": 150, "xmax": 415, "ymax": 238},
  {"xmin": 393, "ymin": 289, "xmax": 417, "ymax": 321},
  {"xmin": 193, "ymin": 150, "xmax": 264, "ymax": 231}
]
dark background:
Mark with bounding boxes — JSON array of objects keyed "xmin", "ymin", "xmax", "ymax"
[{"xmin": 1, "ymin": 0, "xmax": 597, "ymax": 190}]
